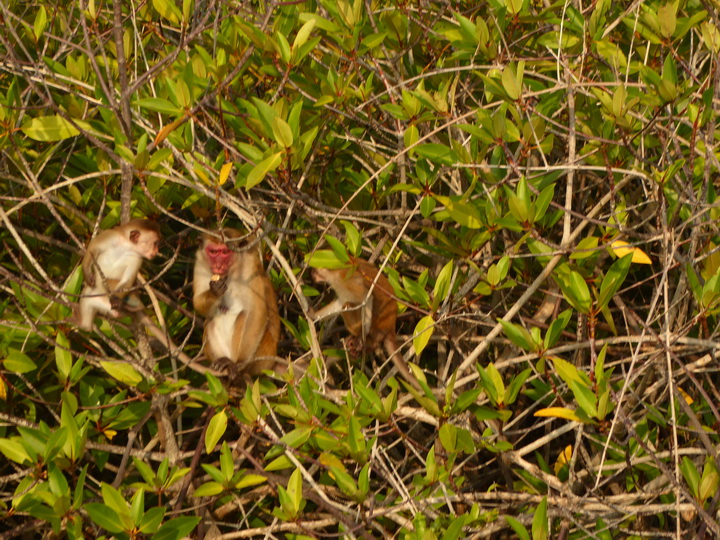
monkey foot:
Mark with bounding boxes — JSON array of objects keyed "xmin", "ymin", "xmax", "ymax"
[
  {"xmin": 212, "ymin": 357, "xmax": 239, "ymax": 380},
  {"xmin": 122, "ymin": 294, "xmax": 144, "ymax": 312},
  {"xmin": 344, "ymin": 336, "xmax": 364, "ymax": 357}
]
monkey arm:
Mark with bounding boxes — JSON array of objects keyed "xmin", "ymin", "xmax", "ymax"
[
  {"xmin": 81, "ymin": 251, "xmax": 97, "ymax": 288},
  {"xmin": 193, "ymin": 260, "xmax": 220, "ymax": 316},
  {"xmin": 194, "ymin": 289, "xmax": 221, "ymax": 317},
  {"xmin": 311, "ymin": 299, "xmax": 346, "ymax": 321}
]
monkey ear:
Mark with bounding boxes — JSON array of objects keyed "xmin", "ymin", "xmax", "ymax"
[{"xmin": 129, "ymin": 230, "xmax": 140, "ymax": 243}]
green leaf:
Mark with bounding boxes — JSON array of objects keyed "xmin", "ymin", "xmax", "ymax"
[
  {"xmin": 597, "ymin": 253, "xmax": 632, "ymax": 310},
  {"xmin": 325, "ymin": 235, "xmax": 350, "ymax": 263},
  {"xmin": 152, "ymin": 0, "xmax": 182, "ymax": 24},
  {"xmin": 658, "ymin": 3, "xmax": 676, "ymax": 39},
  {"xmin": 100, "ymin": 361, "xmax": 143, "ymax": 386},
  {"xmin": 3, "ymin": 348, "xmax": 37, "ymax": 374},
  {"xmin": 245, "ymin": 152, "xmax": 282, "ymax": 189},
  {"xmin": 287, "ymin": 468, "xmax": 304, "ymax": 515},
  {"xmin": 434, "ymin": 195, "xmax": 483, "ymax": 229},
  {"xmin": 192, "ymin": 481, "xmax": 224, "ymax": 497},
  {"xmin": 498, "ymin": 319, "xmax": 533, "ymax": 351},
  {"xmin": 502, "ymin": 64, "xmax": 521, "ymax": 100},
  {"xmin": 341, "ymin": 221, "xmax": 362, "ymax": 256},
  {"xmin": 432, "ymin": 260, "xmax": 453, "ymax": 308},
  {"xmin": 557, "ymin": 270, "xmax": 591, "ymax": 314},
  {"xmin": 85, "ymin": 503, "xmax": 126, "ymax": 533},
  {"xmin": 413, "ymin": 315, "xmax": 435, "ymax": 356},
  {"xmin": 292, "ymin": 19, "xmax": 316, "ymax": 53},
  {"xmin": 699, "ymin": 462, "xmax": 720, "ymax": 502},
  {"xmin": 535, "ymin": 184, "xmax": 555, "ymax": 221},
  {"xmin": 551, "ymin": 356, "xmax": 586, "ymax": 386},
  {"xmin": 681, "ymin": 456, "xmax": 700, "ymax": 499},
  {"xmin": 505, "ymin": 368, "xmax": 531, "ymax": 405},
  {"xmin": 544, "ymin": 309, "xmax": 572, "ymax": 349},
  {"xmin": 569, "ymin": 380, "xmax": 598, "ymax": 419},
  {"xmin": 34, "ymin": 6, "xmax": 47, "ymax": 41},
  {"xmin": 101, "ymin": 482, "xmax": 130, "ymax": 518},
  {"xmin": 136, "ymin": 97, "xmax": 183, "ymax": 115},
  {"xmin": 272, "ymin": 117, "xmax": 294, "ymax": 148},
  {"xmin": 477, "ymin": 364, "xmax": 499, "ymax": 405},
  {"xmin": 274, "ymin": 31, "xmax": 291, "ymax": 64},
  {"xmin": 0, "ymin": 438, "xmax": 32, "ymax": 464},
  {"xmin": 21, "ymin": 115, "xmax": 81, "ymax": 141},
  {"xmin": 235, "ymin": 473, "xmax": 267, "ymax": 490},
  {"xmin": 442, "ymin": 514, "xmax": 469, "ymax": 540},
  {"xmin": 570, "ymin": 236, "xmax": 599, "ymax": 259},
  {"xmin": 348, "ymin": 416, "xmax": 366, "ymax": 457},
  {"xmin": 532, "ymin": 497, "xmax": 548, "ymax": 540},
  {"xmin": 55, "ymin": 332, "xmax": 72, "ymax": 384},
  {"xmin": 439, "ymin": 423, "xmax": 457, "ymax": 453},
  {"xmin": 304, "ymin": 249, "xmax": 347, "ymax": 269},
  {"xmin": 414, "ymin": 143, "xmax": 458, "ymax": 165},
  {"xmin": 139, "ymin": 506, "xmax": 165, "ymax": 534},
  {"xmin": 505, "ymin": 515, "xmax": 531, "ymax": 540},
  {"xmin": 205, "ymin": 410, "xmax": 227, "ymax": 453},
  {"xmin": 153, "ymin": 517, "xmax": 201, "ymax": 540}
]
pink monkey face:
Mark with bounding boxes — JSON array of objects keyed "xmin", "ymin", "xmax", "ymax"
[{"xmin": 206, "ymin": 242, "xmax": 234, "ymax": 274}]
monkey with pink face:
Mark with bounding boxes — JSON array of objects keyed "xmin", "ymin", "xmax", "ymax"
[
  {"xmin": 76, "ymin": 219, "xmax": 161, "ymax": 331},
  {"xmin": 193, "ymin": 229, "xmax": 280, "ymax": 378}
]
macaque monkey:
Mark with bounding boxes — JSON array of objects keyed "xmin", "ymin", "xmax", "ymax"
[
  {"xmin": 312, "ymin": 259, "xmax": 420, "ymax": 389},
  {"xmin": 193, "ymin": 229, "xmax": 280, "ymax": 378},
  {"xmin": 76, "ymin": 219, "xmax": 161, "ymax": 331}
]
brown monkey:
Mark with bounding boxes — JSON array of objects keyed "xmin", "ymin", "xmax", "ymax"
[
  {"xmin": 312, "ymin": 258, "xmax": 420, "ymax": 389},
  {"xmin": 193, "ymin": 229, "xmax": 280, "ymax": 377},
  {"xmin": 76, "ymin": 219, "xmax": 161, "ymax": 331}
]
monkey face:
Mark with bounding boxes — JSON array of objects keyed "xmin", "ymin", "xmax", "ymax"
[
  {"xmin": 130, "ymin": 229, "xmax": 160, "ymax": 259},
  {"xmin": 205, "ymin": 242, "xmax": 235, "ymax": 274}
]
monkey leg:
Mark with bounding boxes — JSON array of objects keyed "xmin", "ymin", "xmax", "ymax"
[
  {"xmin": 230, "ymin": 308, "xmax": 269, "ymax": 371},
  {"xmin": 120, "ymin": 293, "xmax": 144, "ymax": 312},
  {"xmin": 77, "ymin": 293, "xmax": 116, "ymax": 330}
]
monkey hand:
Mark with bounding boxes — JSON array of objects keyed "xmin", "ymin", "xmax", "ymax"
[
  {"xmin": 109, "ymin": 295, "xmax": 123, "ymax": 311},
  {"xmin": 209, "ymin": 275, "xmax": 228, "ymax": 296}
]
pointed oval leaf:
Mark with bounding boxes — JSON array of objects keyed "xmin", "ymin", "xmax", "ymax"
[
  {"xmin": 245, "ymin": 152, "xmax": 282, "ymax": 189},
  {"xmin": 610, "ymin": 240, "xmax": 652, "ymax": 264},
  {"xmin": 205, "ymin": 410, "xmax": 227, "ymax": 454},
  {"xmin": 597, "ymin": 253, "xmax": 633, "ymax": 309},
  {"xmin": 534, "ymin": 407, "xmax": 584, "ymax": 422},
  {"xmin": 100, "ymin": 361, "xmax": 143, "ymax": 386},
  {"xmin": 21, "ymin": 115, "xmax": 81, "ymax": 141},
  {"xmin": 532, "ymin": 497, "xmax": 548, "ymax": 540},
  {"xmin": 272, "ymin": 117, "xmax": 294, "ymax": 148},
  {"xmin": 413, "ymin": 315, "xmax": 435, "ymax": 356}
]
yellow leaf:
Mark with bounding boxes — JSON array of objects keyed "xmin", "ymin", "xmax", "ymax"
[
  {"xmin": 534, "ymin": 407, "xmax": 584, "ymax": 422},
  {"xmin": 678, "ymin": 387, "xmax": 694, "ymax": 405},
  {"xmin": 611, "ymin": 240, "xmax": 652, "ymax": 264},
  {"xmin": 104, "ymin": 429, "xmax": 117, "ymax": 441},
  {"xmin": 0, "ymin": 378, "xmax": 6, "ymax": 400},
  {"xmin": 554, "ymin": 444, "xmax": 573, "ymax": 475},
  {"xmin": 154, "ymin": 115, "xmax": 187, "ymax": 146},
  {"xmin": 218, "ymin": 162, "xmax": 233, "ymax": 185}
]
